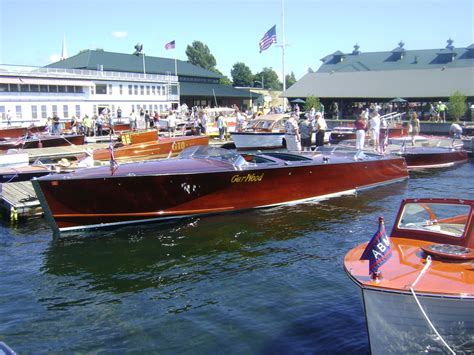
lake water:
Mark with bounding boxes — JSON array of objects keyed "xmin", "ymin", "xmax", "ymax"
[{"xmin": 0, "ymin": 162, "xmax": 472, "ymax": 353}]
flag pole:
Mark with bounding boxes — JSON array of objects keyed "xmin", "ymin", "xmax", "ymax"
[{"xmin": 281, "ymin": 0, "xmax": 286, "ymax": 111}]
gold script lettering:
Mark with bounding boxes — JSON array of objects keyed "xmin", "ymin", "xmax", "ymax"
[{"xmin": 231, "ymin": 173, "xmax": 264, "ymax": 183}]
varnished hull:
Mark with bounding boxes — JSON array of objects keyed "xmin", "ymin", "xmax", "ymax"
[
  {"xmin": 330, "ymin": 127, "xmax": 407, "ymax": 143},
  {"xmin": 0, "ymin": 134, "xmax": 85, "ymax": 151},
  {"xmin": 400, "ymin": 147, "xmax": 468, "ymax": 169},
  {"xmin": 33, "ymin": 152, "xmax": 408, "ymax": 232},
  {"xmin": 0, "ymin": 125, "xmax": 46, "ymax": 140},
  {"xmin": 92, "ymin": 135, "xmax": 209, "ymax": 161}
]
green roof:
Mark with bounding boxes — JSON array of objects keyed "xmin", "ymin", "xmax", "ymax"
[
  {"xmin": 180, "ymin": 82, "xmax": 259, "ymax": 98},
  {"xmin": 317, "ymin": 45, "xmax": 474, "ymax": 73},
  {"xmin": 46, "ymin": 50, "xmax": 221, "ymax": 79}
]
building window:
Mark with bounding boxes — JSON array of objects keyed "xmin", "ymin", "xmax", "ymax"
[
  {"xmin": 31, "ymin": 105, "xmax": 38, "ymax": 119},
  {"xmin": 96, "ymin": 84, "xmax": 107, "ymax": 95},
  {"xmin": 146, "ymin": 86, "xmax": 150, "ymax": 95},
  {"xmin": 9, "ymin": 84, "xmax": 19, "ymax": 92},
  {"xmin": 161, "ymin": 86, "xmax": 166, "ymax": 95},
  {"xmin": 140, "ymin": 85, "xmax": 144, "ymax": 95},
  {"xmin": 152, "ymin": 86, "xmax": 156, "ymax": 95},
  {"xmin": 119, "ymin": 84, "xmax": 123, "ymax": 95},
  {"xmin": 128, "ymin": 85, "xmax": 132, "ymax": 95},
  {"xmin": 58, "ymin": 86, "xmax": 66, "ymax": 93},
  {"xmin": 30, "ymin": 84, "xmax": 39, "ymax": 92},
  {"xmin": 49, "ymin": 85, "xmax": 58, "ymax": 93},
  {"xmin": 67, "ymin": 86, "xmax": 75, "ymax": 93},
  {"xmin": 20, "ymin": 84, "xmax": 29, "ymax": 92},
  {"xmin": 40, "ymin": 85, "xmax": 48, "ymax": 92},
  {"xmin": 134, "ymin": 85, "xmax": 138, "ymax": 95},
  {"xmin": 75, "ymin": 105, "xmax": 81, "ymax": 117},
  {"xmin": 74, "ymin": 86, "xmax": 83, "ymax": 93},
  {"xmin": 91, "ymin": 86, "xmax": 95, "ymax": 95},
  {"xmin": 15, "ymin": 105, "xmax": 22, "ymax": 119},
  {"xmin": 63, "ymin": 105, "xmax": 69, "ymax": 118},
  {"xmin": 52, "ymin": 105, "xmax": 58, "ymax": 116},
  {"xmin": 0, "ymin": 84, "xmax": 8, "ymax": 92},
  {"xmin": 108, "ymin": 84, "xmax": 112, "ymax": 94},
  {"xmin": 41, "ymin": 105, "xmax": 47, "ymax": 118},
  {"xmin": 0, "ymin": 106, "xmax": 5, "ymax": 119},
  {"xmin": 93, "ymin": 105, "xmax": 97, "ymax": 115}
]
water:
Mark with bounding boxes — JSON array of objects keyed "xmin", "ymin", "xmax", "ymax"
[{"xmin": 0, "ymin": 162, "xmax": 472, "ymax": 353}]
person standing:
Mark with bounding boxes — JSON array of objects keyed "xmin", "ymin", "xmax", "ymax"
[
  {"xmin": 354, "ymin": 113, "xmax": 367, "ymax": 161},
  {"xmin": 217, "ymin": 112, "xmax": 225, "ymax": 140},
  {"xmin": 314, "ymin": 112, "xmax": 327, "ymax": 148},
  {"xmin": 200, "ymin": 111, "xmax": 208, "ymax": 135},
  {"xmin": 437, "ymin": 101, "xmax": 447, "ymax": 123},
  {"xmin": 298, "ymin": 115, "xmax": 312, "ymax": 151},
  {"xmin": 284, "ymin": 113, "xmax": 301, "ymax": 152},
  {"xmin": 369, "ymin": 110, "xmax": 381, "ymax": 152},
  {"xmin": 52, "ymin": 113, "xmax": 61, "ymax": 135},
  {"xmin": 235, "ymin": 109, "xmax": 245, "ymax": 132},
  {"xmin": 117, "ymin": 107, "xmax": 122, "ymax": 120},
  {"xmin": 82, "ymin": 115, "xmax": 92, "ymax": 136},
  {"xmin": 449, "ymin": 122, "xmax": 463, "ymax": 139},
  {"xmin": 167, "ymin": 111, "xmax": 176, "ymax": 137},
  {"xmin": 96, "ymin": 113, "xmax": 104, "ymax": 136},
  {"xmin": 409, "ymin": 112, "xmax": 420, "ymax": 145},
  {"xmin": 6, "ymin": 110, "xmax": 12, "ymax": 126},
  {"xmin": 144, "ymin": 110, "xmax": 150, "ymax": 129},
  {"xmin": 129, "ymin": 111, "xmax": 137, "ymax": 131}
]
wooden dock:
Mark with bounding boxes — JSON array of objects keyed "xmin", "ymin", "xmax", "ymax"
[{"xmin": 0, "ymin": 181, "xmax": 42, "ymax": 220}]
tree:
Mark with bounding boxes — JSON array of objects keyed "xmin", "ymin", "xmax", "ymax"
[
  {"xmin": 448, "ymin": 91, "xmax": 467, "ymax": 121},
  {"xmin": 185, "ymin": 41, "xmax": 217, "ymax": 71},
  {"xmin": 219, "ymin": 76, "xmax": 232, "ymax": 86},
  {"xmin": 285, "ymin": 72, "xmax": 297, "ymax": 88},
  {"xmin": 231, "ymin": 62, "xmax": 254, "ymax": 87},
  {"xmin": 255, "ymin": 67, "xmax": 282, "ymax": 90},
  {"xmin": 304, "ymin": 95, "xmax": 321, "ymax": 111}
]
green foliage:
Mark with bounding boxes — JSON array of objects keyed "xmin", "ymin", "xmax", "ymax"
[
  {"xmin": 448, "ymin": 91, "xmax": 467, "ymax": 121},
  {"xmin": 304, "ymin": 96, "xmax": 320, "ymax": 111},
  {"xmin": 255, "ymin": 67, "xmax": 282, "ymax": 90},
  {"xmin": 219, "ymin": 76, "xmax": 232, "ymax": 86},
  {"xmin": 185, "ymin": 41, "xmax": 217, "ymax": 71},
  {"xmin": 231, "ymin": 62, "xmax": 254, "ymax": 87},
  {"xmin": 285, "ymin": 72, "xmax": 297, "ymax": 88}
]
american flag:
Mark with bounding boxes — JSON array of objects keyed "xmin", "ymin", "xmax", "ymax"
[
  {"xmin": 259, "ymin": 25, "xmax": 277, "ymax": 53},
  {"xmin": 360, "ymin": 217, "xmax": 392, "ymax": 275},
  {"xmin": 165, "ymin": 40, "xmax": 175, "ymax": 50}
]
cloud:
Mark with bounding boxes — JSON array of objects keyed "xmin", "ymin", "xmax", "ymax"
[
  {"xmin": 112, "ymin": 31, "xmax": 128, "ymax": 39},
  {"xmin": 49, "ymin": 54, "xmax": 62, "ymax": 63}
]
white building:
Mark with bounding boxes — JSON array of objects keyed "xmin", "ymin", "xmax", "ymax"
[{"xmin": 0, "ymin": 64, "xmax": 179, "ymax": 127}]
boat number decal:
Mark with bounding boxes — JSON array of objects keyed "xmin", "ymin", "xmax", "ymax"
[
  {"xmin": 122, "ymin": 133, "xmax": 131, "ymax": 145},
  {"xmin": 181, "ymin": 182, "xmax": 197, "ymax": 194},
  {"xmin": 172, "ymin": 141, "xmax": 186, "ymax": 151},
  {"xmin": 231, "ymin": 173, "xmax": 264, "ymax": 183}
]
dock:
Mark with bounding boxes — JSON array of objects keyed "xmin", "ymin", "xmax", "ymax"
[
  {"xmin": 24, "ymin": 142, "xmax": 109, "ymax": 162},
  {"xmin": 0, "ymin": 181, "xmax": 42, "ymax": 220}
]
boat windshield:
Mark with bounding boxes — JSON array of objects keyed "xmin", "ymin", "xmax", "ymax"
[
  {"xmin": 397, "ymin": 202, "xmax": 471, "ymax": 238},
  {"xmin": 179, "ymin": 145, "xmax": 248, "ymax": 169}
]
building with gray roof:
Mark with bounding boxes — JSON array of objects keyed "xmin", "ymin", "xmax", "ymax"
[
  {"xmin": 283, "ymin": 40, "xmax": 474, "ymax": 118},
  {"xmin": 47, "ymin": 49, "xmax": 257, "ymax": 109}
]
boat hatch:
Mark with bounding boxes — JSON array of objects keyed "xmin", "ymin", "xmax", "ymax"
[{"xmin": 397, "ymin": 202, "xmax": 470, "ymax": 238}]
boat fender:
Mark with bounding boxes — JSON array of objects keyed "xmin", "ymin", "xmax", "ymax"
[{"xmin": 421, "ymin": 243, "xmax": 474, "ymax": 261}]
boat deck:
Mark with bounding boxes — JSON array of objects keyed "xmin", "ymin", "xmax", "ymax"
[{"xmin": 0, "ymin": 181, "xmax": 42, "ymax": 220}]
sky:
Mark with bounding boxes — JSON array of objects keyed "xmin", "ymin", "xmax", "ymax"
[{"xmin": 0, "ymin": 0, "xmax": 473, "ymax": 81}]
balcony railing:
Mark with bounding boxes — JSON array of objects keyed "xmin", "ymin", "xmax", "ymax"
[{"xmin": 0, "ymin": 64, "xmax": 178, "ymax": 83}]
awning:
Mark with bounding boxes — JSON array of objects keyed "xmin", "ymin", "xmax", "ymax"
[{"xmin": 0, "ymin": 76, "xmax": 94, "ymax": 86}]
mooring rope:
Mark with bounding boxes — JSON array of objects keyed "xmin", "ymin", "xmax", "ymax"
[{"xmin": 409, "ymin": 255, "xmax": 456, "ymax": 354}]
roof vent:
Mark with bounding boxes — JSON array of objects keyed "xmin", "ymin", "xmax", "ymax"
[
  {"xmin": 391, "ymin": 41, "xmax": 406, "ymax": 60},
  {"xmin": 436, "ymin": 38, "xmax": 457, "ymax": 62},
  {"xmin": 446, "ymin": 38, "xmax": 454, "ymax": 51},
  {"xmin": 352, "ymin": 44, "xmax": 360, "ymax": 55}
]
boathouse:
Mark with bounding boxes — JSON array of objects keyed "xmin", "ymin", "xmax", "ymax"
[{"xmin": 283, "ymin": 40, "xmax": 474, "ymax": 119}]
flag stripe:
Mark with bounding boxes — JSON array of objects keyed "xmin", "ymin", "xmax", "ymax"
[
  {"xmin": 259, "ymin": 25, "xmax": 277, "ymax": 52},
  {"xmin": 165, "ymin": 40, "xmax": 175, "ymax": 50}
]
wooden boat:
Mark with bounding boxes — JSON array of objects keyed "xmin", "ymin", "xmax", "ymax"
[
  {"xmin": 230, "ymin": 114, "xmax": 288, "ymax": 150},
  {"xmin": 92, "ymin": 132, "xmax": 209, "ymax": 162},
  {"xmin": 344, "ymin": 198, "xmax": 474, "ymax": 354},
  {"xmin": 396, "ymin": 145, "xmax": 468, "ymax": 169},
  {"xmin": 0, "ymin": 134, "xmax": 85, "ymax": 151},
  {"xmin": 0, "ymin": 164, "xmax": 51, "ymax": 183},
  {"xmin": 32, "ymin": 145, "xmax": 408, "ymax": 233},
  {"xmin": 0, "ymin": 125, "xmax": 46, "ymax": 140}
]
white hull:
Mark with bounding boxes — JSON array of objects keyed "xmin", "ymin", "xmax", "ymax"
[
  {"xmin": 231, "ymin": 132, "xmax": 285, "ymax": 149},
  {"xmin": 362, "ymin": 287, "xmax": 474, "ymax": 353}
]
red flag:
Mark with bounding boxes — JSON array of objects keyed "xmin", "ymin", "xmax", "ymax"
[{"xmin": 165, "ymin": 40, "xmax": 175, "ymax": 50}]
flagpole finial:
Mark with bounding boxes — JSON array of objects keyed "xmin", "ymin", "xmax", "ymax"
[{"xmin": 378, "ymin": 216, "xmax": 384, "ymax": 224}]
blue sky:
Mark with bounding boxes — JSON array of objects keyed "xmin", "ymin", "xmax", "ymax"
[{"xmin": 0, "ymin": 0, "xmax": 472, "ymax": 80}]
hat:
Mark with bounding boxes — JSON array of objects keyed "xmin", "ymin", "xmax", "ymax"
[
  {"xmin": 85, "ymin": 148, "xmax": 94, "ymax": 156},
  {"xmin": 58, "ymin": 158, "xmax": 71, "ymax": 167},
  {"xmin": 315, "ymin": 111, "xmax": 322, "ymax": 117}
]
